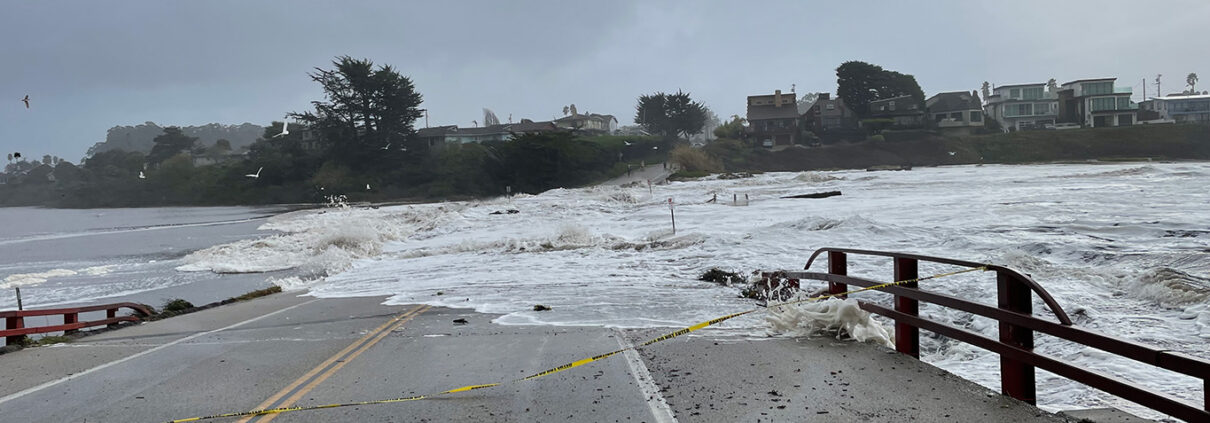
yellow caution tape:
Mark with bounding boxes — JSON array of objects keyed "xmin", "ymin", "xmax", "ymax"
[{"xmin": 166, "ymin": 266, "xmax": 987, "ymax": 422}]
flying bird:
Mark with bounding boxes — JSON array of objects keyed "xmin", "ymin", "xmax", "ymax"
[
  {"xmin": 624, "ymin": 141, "xmax": 632, "ymax": 146},
  {"xmin": 139, "ymin": 171, "xmax": 146, "ymax": 179},
  {"xmin": 366, "ymin": 183, "xmax": 372, "ymax": 190},
  {"xmin": 245, "ymin": 167, "xmax": 263, "ymax": 179},
  {"xmin": 948, "ymin": 151, "xmax": 956, "ymax": 156},
  {"xmin": 21, "ymin": 95, "xmax": 29, "ymax": 109},
  {"xmin": 274, "ymin": 121, "xmax": 289, "ymax": 138},
  {"xmin": 381, "ymin": 142, "xmax": 391, "ymax": 150},
  {"xmin": 652, "ymin": 146, "xmax": 659, "ymax": 150}
]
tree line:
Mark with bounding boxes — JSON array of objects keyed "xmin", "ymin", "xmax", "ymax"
[{"xmin": 0, "ymin": 56, "xmax": 686, "ymax": 208}]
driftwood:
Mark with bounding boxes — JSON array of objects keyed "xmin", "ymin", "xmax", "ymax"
[{"xmin": 781, "ymin": 191, "xmax": 841, "ymax": 199}]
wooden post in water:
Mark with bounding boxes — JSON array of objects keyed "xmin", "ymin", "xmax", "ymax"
[
  {"xmin": 668, "ymin": 198, "xmax": 676, "ymax": 235},
  {"xmin": 14, "ymin": 287, "xmax": 22, "ymax": 311}
]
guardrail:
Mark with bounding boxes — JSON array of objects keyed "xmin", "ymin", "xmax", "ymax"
[
  {"xmin": 781, "ymin": 247, "xmax": 1209, "ymax": 422},
  {"xmin": 2, "ymin": 302, "xmax": 154, "ymax": 346}
]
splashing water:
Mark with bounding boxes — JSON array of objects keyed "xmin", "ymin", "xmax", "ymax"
[{"xmin": 765, "ymin": 298, "xmax": 894, "ymax": 347}]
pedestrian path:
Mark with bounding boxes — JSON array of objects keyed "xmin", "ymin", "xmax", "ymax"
[{"xmin": 599, "ymin": 162, "xmax": 674, "ymax": 187}]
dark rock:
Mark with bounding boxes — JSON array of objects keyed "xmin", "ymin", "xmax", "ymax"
[
  {"xmin": 780, "ymin": 191, "xmax": 841, "ymax": 199},
  {"xmin": 699, "ymin": 268, "xmax": 742, "ymax": 285}
]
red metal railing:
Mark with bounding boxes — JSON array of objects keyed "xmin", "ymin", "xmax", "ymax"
[
  {"xmin": 784, "ymin": 248, "xmax": 1209, "ymax": 422},
  {"xmin": 2, "ymin": 302, "xmax": 153, "ymax": 346}
]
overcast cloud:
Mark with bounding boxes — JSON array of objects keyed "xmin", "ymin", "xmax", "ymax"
[{"xmin": 3, "ymin": 0, "xmax": 1208, "ymax": 161}]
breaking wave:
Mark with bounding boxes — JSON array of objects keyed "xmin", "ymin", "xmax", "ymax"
[
  {"xmin": 176, "ymin": 206, "xmax": 460, "ymax": 276},
  {"xmin": 791, "ymin": 172, "xmax": 843, "ymax": 183},
  {"xmin": 1130, "ymin": 267, "xmax": 1210, "ymax": 306},
  {"xmin": 0, "ymin": 265, "xmax": 119, "ymax": 289},
  {"xmin": 1052, "ymin": 165, "xmax": 1158, "ymax": 179}
]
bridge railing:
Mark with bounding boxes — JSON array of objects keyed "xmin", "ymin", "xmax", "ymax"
[
  {"xmin": 2, "ymin": 302, "xmax": 154, "ymax": 346},
  {"xmin": 780, "ymin": 247, "xmax": 1209, "ymax": 422}
]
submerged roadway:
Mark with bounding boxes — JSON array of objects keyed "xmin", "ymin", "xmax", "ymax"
[{"xmin": 0, "ymin": 294, "xmax": 1074, "ymax": 422}]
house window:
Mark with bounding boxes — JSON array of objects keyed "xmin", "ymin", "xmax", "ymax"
[
  {"xmin": 1117, "ymin": 96, "xmax": 1131, "ymax": 110},
  {"xmin": 889, "ymin": 101, "xmax": 896, "ymax": 110},
  {"xmin": 1090, "ymin": 97, "xmax": 1117, "ymax": 112},
  {"xmin": 1010, "ymin": 88, "xmax": 1021, "ymax": 99},
  {"xmin": 970, "ymin": 111, "xmax": 983, "ymax": 122},
  {"xmin": 1033, "ymin": 103, "xmax": 1051, "ymax": 115},
  {"xmin": 1083, "ymin": 82, "xmax": 1113, "ymax": 96},
  {"xmin": 1005, "ymin": 103, "xmax": 1033, "ymax": 117},
  {"xmin": 950, "ymin": 112, "xmax": 963, "ymax": 120},
  {"xmin": 825, "ymin": 104, "xmax": 835, "ymax": 110},
  {"xmin": 1022, "ymin": 87, "xmax": 1043, "ymax": 99}
]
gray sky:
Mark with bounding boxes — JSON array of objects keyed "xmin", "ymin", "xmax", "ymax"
[{"xmin": 3, "ymin": 0, "xmax": 1208, "ymax": 162}]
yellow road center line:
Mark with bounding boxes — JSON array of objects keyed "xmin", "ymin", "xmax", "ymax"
[
  {"xmin": 252, "ymin": 305, "xmax": 430, "ymax": 423},
  {"xmin": 237, "ymin": 304, "xmax": 427, "ymax": 423}
]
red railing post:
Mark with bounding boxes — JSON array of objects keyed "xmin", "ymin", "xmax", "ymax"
[
  {"xmin": 64, "ymin": 312, "xmax": 79, "ymax": 335},
  {"xmin": 828, "ymin": 251, "xmax": 847, "ymax": 298},
  {"xmin": 893, "ymin": 257, "xmax": 920, "ymax": 358},
  {"xmin": 5, "ymin": 315, "xmax": 26, "ymax": 346},
  {"xmin": 106, "ymin": 308, "xmax": 119, "ymax": 328},
  {"xmin": 998, "ymin": 270, "xmax": 1036, "ymax": 405}
]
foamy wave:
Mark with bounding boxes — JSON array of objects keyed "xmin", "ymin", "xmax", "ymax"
[
  {"xmin": 1, "ymin": 269, "xmax": 78, "ymax": 288},
  {"xmin": 769, "ymin": 215, "xmax": 880, "ymax": 232},
  {"xmin": 177, "ymin": 206, "xmax": 460, "ymax": 276},
  {"xmin": 791, "ymin": 172, "xmax": 842, "ymax": 183},
  {"xmin": 394, "ymin": 225, "xmax": 705, "ymax": 259},
  {"xmin": 1130, "ymin": 268, "xmax": 1210, "ymax": 306},
  {"xmin": 1053, "ymin": 165, "xmax": 1158, "ymax": 179},
  {"xmin": 765, "ymin": 298, "xmax": 894, "ymax": 347},
  {"xmin": 80, "ymin": 265, "xmax": 117, "ymax": 276}
]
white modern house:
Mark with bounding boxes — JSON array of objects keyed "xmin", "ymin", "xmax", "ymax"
[
  {"xmin": 983, "ymin": 83, "xmax": 1059, "ymax": 131},
  {"xmin": 1141, "ymin": 94, "xmax": 1210, "ymax": 124},
  {"xmin": 1057, "ymin": 78, "xmax": 1138, "ymax": 127}
]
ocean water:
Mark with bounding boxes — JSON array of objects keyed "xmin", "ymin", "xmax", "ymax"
[
  {"xmin": 0, "ymin": 206, "xmax": 286, "ymax": 309},
  {"xmin": 7, "ymin": 162, "xmax": 1209, "ymax": 418}
]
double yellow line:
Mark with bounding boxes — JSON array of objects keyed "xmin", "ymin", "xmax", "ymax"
[
  {"xmin": 170, "ymin": 266, "xmax": 989, "ymax": 422},
  {"xmin": 236, "ymin": 304, "xmax": 430, "ymax": 423}
]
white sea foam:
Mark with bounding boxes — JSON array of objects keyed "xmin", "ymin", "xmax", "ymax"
[
  {"xmin": 765, "ymin": 298, "xmax": 894, "ymax": 347},
  {"xmin": 176, "ymin": 206, "xmax": 461, "ymax": 276},
  {"xmin": 1, "ymin": 269, "xmax": 78, "ymax": 288},
  {"xmin": 791, "ymin": 171, "xmax": 843, "ymax": 183}
]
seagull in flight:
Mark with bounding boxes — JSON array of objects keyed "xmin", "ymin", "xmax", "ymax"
[
  {"xmin": 624, "ymin": 141, "xmax": 632, "ymax": 146},
  {"xmin": 366, "ymin": 183, "xmax": 372, "ymax": 190},
  {"xmin": 652, "ymin": 146, "xmax": 659, "ymax": 150},
  {"xmin": 245, "ymin": 167, "xmax": 263, "ymax": 179},
  {"xmin": 381, "ymin": 142, "xmax": 391, "ymax": 150},
  {"xmin": 948, "ymin": 151, "xmax": 956, "ymax": 156},
  {"xmin": 274, "ymin": 121, "xmax": 289, "ymax": 138},
  {"xmin": 139, "ymin": 171, "xmax": 146, "ymax": 179},
  {"xmin": 21, "ymin": 95, "xmax": 29, "ymax": 109}
]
